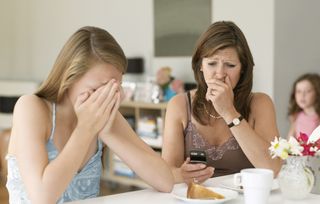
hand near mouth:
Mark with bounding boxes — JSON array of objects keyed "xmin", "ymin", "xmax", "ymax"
[{"xmin": 205, "ymin": 76, "xmax": 235, "ymax": 119}]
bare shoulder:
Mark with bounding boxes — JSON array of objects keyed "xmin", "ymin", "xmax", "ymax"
[
  {"xmin": 14, "ymin": 94, "xmax": 50, "ymax": 117},
  {"xmin": 9, "ymin": 95, "xmax": 51, "ymax": 152},
  {"xmin": 249, "ymin": 92, "xmax": 277, "ymax": 126},
  {"xmin": 167, "ymin": 93, "xmax": 186, "ymax": 107},
  {"xmin": 167, "ymin": 93, "xmax": 187, "ymax": 111},
  {"xmin": 12, "ymin": 95, "xmax": 51, "ymax": 135},
  {"xmin": 166, "ymin": 92, "xmax": 188, "ymax": 122},
  {"xmin": 250, "ymin": 92, "xmax": 275, "ymax": 111},
  {"xmin": 167, "ymin": 89, "xmax": 195, "ymax": 108}
]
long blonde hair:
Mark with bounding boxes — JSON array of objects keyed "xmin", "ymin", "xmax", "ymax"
[{"xmin": 36, "ymin": 26, "xmax": 127, "ymax": 102}]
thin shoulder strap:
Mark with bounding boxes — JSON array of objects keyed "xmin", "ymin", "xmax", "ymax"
[
  {"xmin": 185, "ymin": 91, "xmax": 192, "ymax": 122},
  {"xmin": 49, "ymin": 103, "xmax": 56, "ymax": 140}
]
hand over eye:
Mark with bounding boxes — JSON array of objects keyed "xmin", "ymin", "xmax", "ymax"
[{"xmin": 74, "ymin": 79, "xmax": 120, "ymax": 136}]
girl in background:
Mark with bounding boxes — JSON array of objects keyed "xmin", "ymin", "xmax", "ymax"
[{"xmin": 287, "ymin": 73, "xmax": 320, "ymax": 138}]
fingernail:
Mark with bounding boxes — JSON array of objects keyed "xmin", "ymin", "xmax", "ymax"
[{"xmin": 200, "ymin": 164, "xmax": 206, "ymax": 168}]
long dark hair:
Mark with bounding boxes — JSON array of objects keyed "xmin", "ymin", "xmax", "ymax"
[
  {"xmin": 288, "ymin": 73, "xmax": 320, "ymax": 118},
  {"xmin": 192, "ymin": 21, "xmax": 254, "ymax": 125}
]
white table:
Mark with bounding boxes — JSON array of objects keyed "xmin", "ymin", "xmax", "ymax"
[{"xmin": 69, "ymin": 175, "xmax": 320, "ymax": 204}]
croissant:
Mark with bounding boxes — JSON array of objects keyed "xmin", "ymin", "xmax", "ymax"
[{"xmin": 187, "ymin": 182, "xmax": 225, "ymax": 200}]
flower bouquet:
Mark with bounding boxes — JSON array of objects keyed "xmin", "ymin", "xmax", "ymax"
[
  {"xmin": 269, "ymin": 126, "xmax": 320, "ymax": 159},
  {"xmin": 269, "ymin": 125, "xmax": 320, "ymax": 197}
]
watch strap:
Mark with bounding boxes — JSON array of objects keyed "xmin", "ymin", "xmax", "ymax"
[{"xmin": 228, "ymin": 115, "xmax": 244, "ymax": 128}]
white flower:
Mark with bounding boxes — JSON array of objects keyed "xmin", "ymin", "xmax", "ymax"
[
  {"xmin": 269, "ymin": 137, "xmax": 291, "ymax": 160},
  {"xmin": 288, "ymin": 136, "xmax": 303, "ymax": 156},
  {"xmin": 269, "ymin": 137, "xmax": 280, "ymax": 157},
  {"xmin": 308, "ymin": 125, "xmax": 320, "ymax": 144},
  {"xmin": 310, "ymin": 146, "xmax": 320, "ymax": 156},
  {"xmin": 310, "ymin": 146, "xmax": 318, "ymax": 152}
]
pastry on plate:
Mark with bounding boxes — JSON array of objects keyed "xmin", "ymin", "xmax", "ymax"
[{"xmin": 187, "ymin": 182, "xmax": 225, "ymax": 200}]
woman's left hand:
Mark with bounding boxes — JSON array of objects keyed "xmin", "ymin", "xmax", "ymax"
[
  {"xmin": 98, "ymin": 91, "xmax": 121, "ymax": 137},
  {"xmin": 205, "ymin": 76, "xmax": 235, "ymax": 117}
]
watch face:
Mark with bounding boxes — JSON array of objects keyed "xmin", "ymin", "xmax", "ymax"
[
  {"xmin": 228, "ymin": 116, "xmax": 243, "ymax": 128},
  {"xmin": 233, "ymin": 118, "xmax": 240, "ymax": 125}
]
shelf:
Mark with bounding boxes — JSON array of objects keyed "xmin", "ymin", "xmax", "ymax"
[
  {"xmin": 121, "ymin": 100, "xmax": 167, "ymax": 110},
  {"xmin": 103, "ymin": 100, "xmax": 167, "ymax": 188}
]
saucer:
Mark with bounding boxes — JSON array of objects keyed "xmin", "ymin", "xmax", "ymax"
[
  {"xmin": 219, "ymin": 177, "xmax": 279, "ymax": 193},
  {"xmin": 172, "ymin": 186, "xmax": 239, "ymax": 203}
]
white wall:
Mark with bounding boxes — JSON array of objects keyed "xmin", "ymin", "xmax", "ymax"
[
  {"xmin": 3, "ymin": 0, "xmax": 319, "ymax": 137},
  {"xmin": 274, "ymin": 0, "xmax": 320, "ymax": 136},
  {"xmin": 1, "ymin": 0, "xmax": 154, "ymax": 81},
  {"xmin": 153, "ymin": 0, "xmax": 276, "ymax": 89},
  {"xmin": 0, "ymin": 0, "xmax": 14, "ymax": 77},
  {"xmin": 0, "ymin": 0, "xmax": 275, "ymax": 93},
  {"xmin": 213, "ymin": 0, "xmax": 275, "ymax": 97}
]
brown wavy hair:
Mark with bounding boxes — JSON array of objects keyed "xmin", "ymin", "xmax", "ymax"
[
  {"xmin": 35, "ymin": 26, "xmax": 127, "ymax": 102},
  {"xmin": 288, "ymin": 73, "xmax": 320, "ymax": 118},
  {"xmin": 192, "ymin": 21, "xmax": 254, "ymax": 125}
]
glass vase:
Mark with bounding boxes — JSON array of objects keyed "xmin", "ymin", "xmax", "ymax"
[
  {"xmin": 278, "ymin": 156, "xmax": 314, "ymax": 199},
  {"xmin": 306, "ymin": 155, "xmax": 320, "ymax": 194}
]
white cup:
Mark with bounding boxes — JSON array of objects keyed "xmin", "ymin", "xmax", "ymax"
[{"xmin": 234, "ymin": 168, "xmax": 274, "ymax": 204}]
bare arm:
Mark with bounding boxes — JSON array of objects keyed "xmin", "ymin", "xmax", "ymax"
[
  {"xmin": 206, "ymin": 77, "xmax": 282, "ymax": 176},
  {"xmin": 223, "ymin": 93, "xmax": 282, "ymax": 175},
  {"xmin": 9, "ymin": 81, "xmax": 119, "ymax": 203},
  {"xmin": 9, "ymin": 96, "xmax": 95, "ymax": 204},
  {"xmin": 161, "ymin": 95, "xmax": 186, "ymax": 183},
  {"xmin": 100, "ymin": 112, "xmax": 174, "ymax": 192}
]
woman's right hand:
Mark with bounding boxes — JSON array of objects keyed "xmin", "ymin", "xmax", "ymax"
[
  {"xmin": 180, "ymin": 158, "xmax": 215, "ymax": 184},
  {"xmin": 74, "ymin": 79, "xmax": 119, "ymax": 136}
]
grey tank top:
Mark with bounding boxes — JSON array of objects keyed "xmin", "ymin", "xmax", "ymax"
[
  {"xmin": 6, "ymin": 103, "xmax": 103, "ymax": 203},
  {"xmin": 184, "ymin": 92, "xmax": 254, "ymax": 177}
]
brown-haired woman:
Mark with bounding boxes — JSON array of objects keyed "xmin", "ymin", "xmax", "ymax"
[
  {"xmin": 162, "ymin": 21, "xmax": 281, "ymax": 184},
  {"xmin": 6, "ymin": 26, "xmax": 173, "ymax": 204}
]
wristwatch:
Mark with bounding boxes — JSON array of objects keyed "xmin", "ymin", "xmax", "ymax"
[{"xmin": 227, "ymin": 115, "xmax": 244, "ymax": 128}]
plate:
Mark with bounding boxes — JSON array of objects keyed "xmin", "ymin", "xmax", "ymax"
[
  {"xmin": 171, "ymin": 186, "xmax": 239, "ymax": 203},
  {"xmin": 219, "ymin": 178, "xmax": 279, "ymax": 193}
]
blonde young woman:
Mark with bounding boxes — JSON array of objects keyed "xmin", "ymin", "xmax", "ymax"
[
  {"xmin": 6, "ymin": 26, "xmax": 173, "ymax": 204},
  {"xmin": 162, "ymin": 21, "xmax": 282, "ymax": 184}
]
